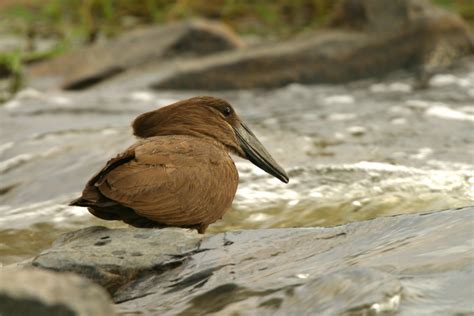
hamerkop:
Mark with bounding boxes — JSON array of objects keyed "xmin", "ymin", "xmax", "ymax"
[{"xmin": 70, "ymin": 96, "xmax": 288, "ymax": 233}]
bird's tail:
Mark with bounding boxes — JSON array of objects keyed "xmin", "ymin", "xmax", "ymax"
[{"xmin": 69, "ymin": 196, "xmax": 90, "ymax": 207}]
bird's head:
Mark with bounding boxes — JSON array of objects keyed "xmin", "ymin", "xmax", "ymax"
[{"xmin": 132, "ymin": 96, "xmax": 289, "ymax": 183}]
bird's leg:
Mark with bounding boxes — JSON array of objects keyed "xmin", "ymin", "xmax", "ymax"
[{"xmin": 197, "ymin": 223, "xmax": 208, "ymax": 234}]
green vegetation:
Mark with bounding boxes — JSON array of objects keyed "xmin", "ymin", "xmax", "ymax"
[
  {"xmin": 432, "ymin": 0, "xmax": 474, "ymax": 24},
  {"xmin": 0, "ymin": 0, "xmax": 341, "ymax": 100},
  {"xmin": 0, "ymin": 52, "xmax": 22, "ymax": 102},
  {"xmin": 0, "ymin": 0, "xmax": 472, "ymax": 100},
  {"xmin": 1, "ymin": 0, "xmax": 341, "ymax": 43}
]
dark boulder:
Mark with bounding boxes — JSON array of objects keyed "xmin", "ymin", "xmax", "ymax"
[
  {"xmin": 26, "ymin": 19, "xmax": 244, "ymax": 91},
  {"xmin": 153, "ymin": 0, "xmax": 473, "ymax": 90}
]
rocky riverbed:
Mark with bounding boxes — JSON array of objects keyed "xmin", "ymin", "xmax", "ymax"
[
  {"xmin": 1, "ymin": 57, "xmax": 473, "ymax": 266},
  {"xmin": 5, "ymin": 206, "xmax": 468, "ymax": 315}
]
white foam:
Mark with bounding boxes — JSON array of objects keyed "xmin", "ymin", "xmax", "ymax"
[
  {"xmin": 4, "ymin": 100, "xmax": 20, "ymax": 109},
  {"xmin": 234, "ymin": 160, "xmax": 474, "ymax": 212},
  {"xmin": 0, "ymin": 153, "xmax": 34, "ymax": 174},
  {"xmin": 101, "ymin": 128, "xmax": 119, "ymax": 135},
  {"xmin": 15, "ymin": 88, "xmax": 43, "ymax": 100},
  {"xmin": 370, "ymin": 82, "xmax": 412, "ymax": 93},
  {"xmin": 425, "ymin": 105, "xmax": 474, "ymax": 122},
  {"xmin": 430, "ymin": 74, "xmax": 472, "ymax": 88},
  {"xmin": 405, "ymin": 99, "xmax": 431, "ymax": 109},
  {"xmin": 411, "ymin": 147, "xmax": 433, "ymax": 160},
  {"xmin": 328, "ymin": 113, "xmax": 357, "ymax": 121},
  {"xmin": 129, "ymin": 91, "xmax": 155, "ymax": 102},
  {"xmin": 391, "ymin": 118, "xmax": 407, "ymax": 125},
  {"xmin": 50, "ymin": 96, "xmax": 72, "ymax": 106},
  {"xmin": 0, "ymin": 142, "xmax": 14, "ymax": 155},
  {"xmin": 324, "ymin": 95, "xmax": 354, "ymax": 105},
  {"xmin": 347, "ymin": 126, "xmax": 367, "ymax": 136},
  {"xmin": 371, "ymin": 294, "xmax": 401, "ymax": 313},
  {"xmin": 248, "ymin": 213, "xmax": 271, "ymax": 222},
  {"xmin": 430, "ymin": 74, "xmax": 458, "ymax": 86}
]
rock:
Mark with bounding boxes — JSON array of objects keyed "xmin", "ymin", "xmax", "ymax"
[
  {"xmin": 276, "ymin": 268, "xmax": 402, "ymax": 315},
  {"xmin": 0, "ymin": 268, "xmax": 116, "ymax": 316},
  {"xmin": 26, "ymin": 19, "xmax": 244, "ymax": 91},
  {"xmin": 32, "ymin": 207, "xmax": 474, "ymax": 315},
  {"xmin": 32, "ymin": 226, "xmax": 202, "ymax": 294},
  {"xmin": 151, "ymin": 0, "xmax": 473, "ymax": 90}
]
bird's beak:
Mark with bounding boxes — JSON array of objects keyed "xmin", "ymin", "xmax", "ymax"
[{"xmin": 234, "ymin": 122, "xmax": 289, "ymax": 183}]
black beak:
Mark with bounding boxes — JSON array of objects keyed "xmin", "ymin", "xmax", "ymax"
[{"xmin": 234, "ymin": 122, "xmax": 289, "ymax": 183}]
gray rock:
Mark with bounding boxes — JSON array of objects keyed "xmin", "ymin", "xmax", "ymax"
[
  {"xmin": 32, "ymin": 226, "xmax": 202, "ymax": 294},
  {"xmin": 151, "ymin": 0, "xmax": 473, "ymax": 90},
  {"xmin": 276, "ymin": 268, "xmax": 402, "ymax": 315},
  {"xmin": 32, "ymin": 207, "xmax": 474, "ymax": 315},
  {"xmin": 0, "ymin": 268, "xmax": 116, "ymax": 316},
  {"xmin": 26, "ymin": 19, "xmax": 244, "ymax": 91}
]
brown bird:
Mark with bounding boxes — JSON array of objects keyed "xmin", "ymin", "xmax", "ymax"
[{"xmin": 70, "ymin": 96, "xmax": 288, "ymax": 233}]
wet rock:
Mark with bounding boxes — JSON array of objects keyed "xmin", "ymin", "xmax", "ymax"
[
  {"xmin": 32, "ymin": 226, "xmax": 202, "ymax": 294},
  {"xmin": 0, "ymin": 268, "xmax": 116, "ymax": 316},
  {"xmin": 276, "ymin": 268, "xmax": 402, "ymax": 315},
  {"xmin": 152, "ymin": 0, "xmax": 473, "ymax": 90},
  {"xmin": 26, "ymin": 19, "xmax": 244, "ymax": 91},
  {"xmin": 32, "ymin": 207, "xmax": 474, "ymax": 315}
]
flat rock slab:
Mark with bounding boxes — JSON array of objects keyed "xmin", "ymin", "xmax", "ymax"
[
  {"xmin": 26, "ymin": 19, "xmax": 243, "ymax": 91},
  {"xmin": 32, "ymin": 227, "xmax": 202, "ymax": 294},
  {"xmin": 31, "ymin": 207, "xmax": 474, "ymax": 315},
  {"xmin": 0, "ymin": 268, "xmax": 116, "ymax": 316}
]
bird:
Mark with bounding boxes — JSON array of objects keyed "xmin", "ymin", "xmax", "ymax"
[{"xmin": 70, "ymin": 96, "xmax": 289, "ymax": 233}]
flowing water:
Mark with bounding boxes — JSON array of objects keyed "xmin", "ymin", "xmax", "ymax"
[{"xmin": 1, "ymin": 59, "xmax": 473, "ymax": 268}]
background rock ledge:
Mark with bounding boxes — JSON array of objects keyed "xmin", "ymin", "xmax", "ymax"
[
  {"xmin": 26, "ymin": 19, "xmax": 244, "ymax": 91},
  {"xmin": 29, "ymin": 206, "xmax": 474, "ymax": 315},
  {"xmin": 151, "ymin": 0, "xmax": 474, "ymax": 90}
]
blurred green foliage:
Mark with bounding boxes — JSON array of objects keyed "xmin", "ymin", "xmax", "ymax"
[
  {"xmin": 1, "ymin": 0, "xmax": 340, "ymax": 43},
  {"xmin": 0, "ymin": 51, "xmax": 22, "ymax": 102},
  {"xmin": 0, "ymin": 0, "xmax": 340, "ymax": 98},
  {"xmin": 0, "ymin": 0, "xmax": 472, "ymax": 99},
  {"xmin": 432, "ymin": 0, "xmax": 474, "ymax": 23}
]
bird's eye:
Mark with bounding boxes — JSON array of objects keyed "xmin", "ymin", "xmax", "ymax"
[{"xmin": 223, "ymin": 106, "xmax": 232, "ymax": 117}]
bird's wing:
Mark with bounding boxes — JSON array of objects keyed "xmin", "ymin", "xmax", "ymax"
[
  {"xmin": 74, "ymin": 146, "xmax": 136, "ymax": 206},
  {"xmin": 97, "ymin": 140, "xmax": 175, "ymax": 207},
  {"xmin": 74, "ymin": 136, "xmax": 234, "ymax": 227},
  {"xmin": 96, "ymin": 138, "xmax": 208, "ymax": 225}
]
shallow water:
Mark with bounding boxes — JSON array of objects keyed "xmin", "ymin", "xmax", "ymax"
[{"xmin": 1, "ymin": 59, "xmax": 473, "ymax": 266}]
